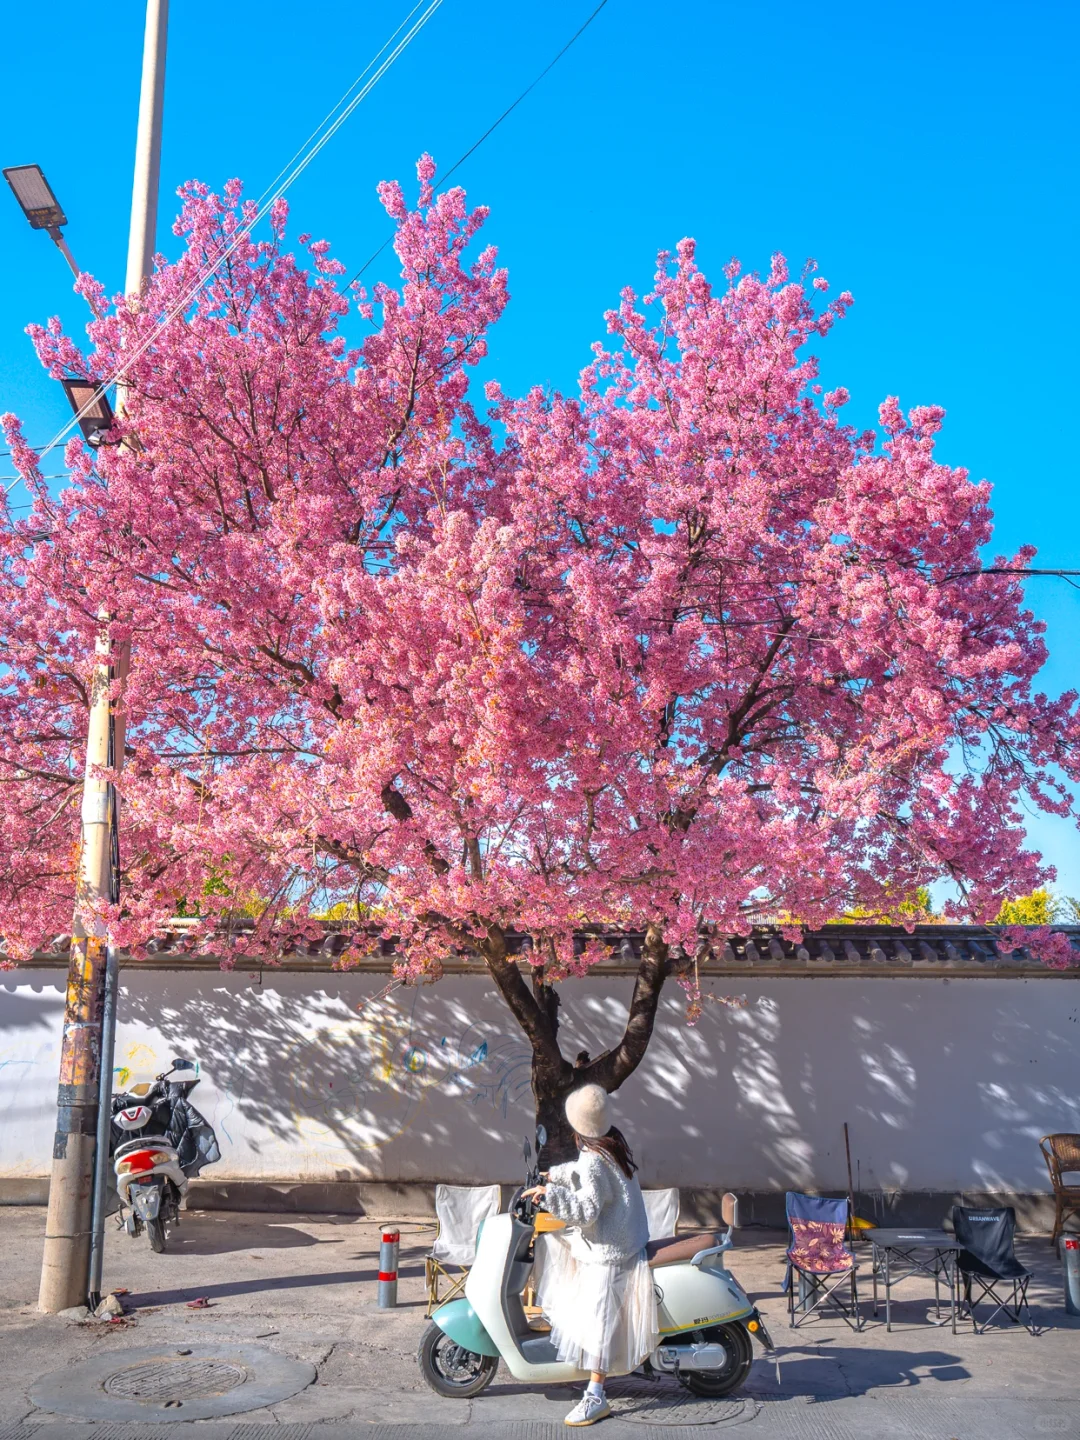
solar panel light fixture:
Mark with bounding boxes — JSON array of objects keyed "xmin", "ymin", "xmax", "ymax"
[
  {"xmin": 3, "ymin": 164, "xmax": 67, "ymax": 230},
  {"xmin": 61, "ymin": 378, "xmax": 115, "ymax": 448},
  {"xmin": 3, "ymin": 163, "xmax": 81, "ymax": 277}
]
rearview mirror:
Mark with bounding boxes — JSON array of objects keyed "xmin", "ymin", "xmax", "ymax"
[
  {"xmin": 171, "ymin": 1057, "xmax": 197, "ymax": 1071},
  {"xmin": 721, "ymin": 1192, "xmax": 740, "ymax": 1229},
  {"xmin": 523, "ymin": 1137, "xmax": 532, "ymax": 1164},
  {"xmin": 536, "ymin": 1124, "xmax": 548, "ymax": 1150}
]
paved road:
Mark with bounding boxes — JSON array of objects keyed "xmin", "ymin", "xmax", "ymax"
[
  {"xmin": 2, "ymin": 1402, "xmax": 1078, "ymax": 1439},
  {"xmin": 1, "ymin": 1208, "xmax": 1077, "ymax": 1439}
]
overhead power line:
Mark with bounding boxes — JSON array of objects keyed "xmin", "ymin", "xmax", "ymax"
[
  {"xmin": 19, "ymin": 0, "xmax": 444, "ymax": 471},
  {"xmin": 5, "ymin": 0, "xmax": 609, "ymax": 471},
  {"xmin": 342, "ymin": 0, "xmax": 613, "ymax": 290}
]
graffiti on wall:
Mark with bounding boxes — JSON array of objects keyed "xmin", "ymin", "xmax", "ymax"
[{"xmin": 282, "ymin": 987, "xmax": 533, "ymax": 1155}]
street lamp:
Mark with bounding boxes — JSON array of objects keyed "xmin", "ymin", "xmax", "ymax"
[
  {"xmin": 3, "ymin": 164, "xmax": 81, "ymax": 277},
  {"xmin": 60, "ymin": 378, "xmax": 115, "ymax": 448}
]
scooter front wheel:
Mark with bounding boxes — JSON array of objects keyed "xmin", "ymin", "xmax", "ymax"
[
  {"xmin": 677, "ymin": 1322, "xmax": 753, "ymax": 1397},
  {"xmin": 418, "ymin": 1322, "xmax": 498, "ymax": 1398}
]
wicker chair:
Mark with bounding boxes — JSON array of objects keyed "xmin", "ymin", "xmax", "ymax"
[{"xmin": 1039, "ymin": 1134, "xmax": 1080, "ymax": 1244}]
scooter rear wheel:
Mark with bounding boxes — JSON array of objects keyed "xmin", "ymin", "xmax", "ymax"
[
  {"xmin": 677, "ymin": 1322, "xmax": 753, "ymax": 1397},
  {"xmin": 147, "ymin": 1217, "xmax": 167, "ymax": 1253},
  {"xmin": 418, "ymin": 1321, "xmax": 498, "ymax": 1398}
]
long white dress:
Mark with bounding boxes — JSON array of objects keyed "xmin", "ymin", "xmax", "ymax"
[{"xmin": 535, "ymin": 1148, "xmax": 659, "ymax": 1375}]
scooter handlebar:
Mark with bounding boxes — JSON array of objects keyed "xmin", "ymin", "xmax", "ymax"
[{"xmin": 509, "ymin": 1185, "xmax": 541, "ymax": 1224}]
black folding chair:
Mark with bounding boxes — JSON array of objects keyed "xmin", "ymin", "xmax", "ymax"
[{"xmin": 952, "ymin": 1205, "xmax": 1037, "ymax": 1335}]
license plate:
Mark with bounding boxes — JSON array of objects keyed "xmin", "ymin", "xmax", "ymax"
[{"xmin": 133, "ymin": 1185, "xmax": 161, "ymax": 1220}]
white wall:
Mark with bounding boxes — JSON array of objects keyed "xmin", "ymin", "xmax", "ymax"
[{"xmin": 1, "ymin": 969, "xmax": 1077, "ymax": 1194}]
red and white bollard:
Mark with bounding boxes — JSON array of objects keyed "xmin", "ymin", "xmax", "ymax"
[
  {"xmin": 378, "ymin": 1228, "xmax": 400, "ymax": 1308},
  {"xmin": 1063, "ymin": 1236, "xmax": 1080, "ymax": 1316}
]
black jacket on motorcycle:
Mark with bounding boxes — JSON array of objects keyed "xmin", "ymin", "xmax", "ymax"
[{"xmin": 111, "ymin": 1082, "xmax": 221, "ymax": 1178}]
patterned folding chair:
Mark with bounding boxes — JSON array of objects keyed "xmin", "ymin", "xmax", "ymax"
[
  {"xmin": 1039, "ymin": 1135, "xmax": 1080, "ymax": 1245},
  {"xmin": 425, "ymin": 1183, "xmax": 501, "ymax": 1316},
  {"xmin": 784, "ymin": 1191, "xmax": 861, "ymax": 1329},
  {"xmin": 953, "ymin": 1206, "xmax": 1037, "ymax": 1335}
]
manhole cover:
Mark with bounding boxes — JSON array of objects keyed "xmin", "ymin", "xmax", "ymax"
[
  {"xmin": 606, "ymin": 1373, "xmax": 759, "ymax": 1426},
  {"xmin": 104, "ymin": 1357, "xmax": 248, "ymax": 1400},
  {"xmin": 30, "ymin": 1344, "xmax": 315, "ymax": 1422}
]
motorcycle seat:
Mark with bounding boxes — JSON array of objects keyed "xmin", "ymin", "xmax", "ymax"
[{"xmin": 646, "ymin": 1231, "xmax": 720, "ymax": 1268}]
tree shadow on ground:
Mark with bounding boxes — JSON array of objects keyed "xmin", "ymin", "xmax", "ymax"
[
  {"xmin": 484, "ymin": 1343, "xmax": 968, "ymax": 1402},
  {"xmin": 163, "ymin": 1215, "xmax": 342, "ymax": 1254},
  {"xmin": 125, "ymin": 1262, "xmax": 427, "ymax": 1308},
  {"xmin": 745, "ymin": 1343, "xmax": 970, "ymax": 1397}
]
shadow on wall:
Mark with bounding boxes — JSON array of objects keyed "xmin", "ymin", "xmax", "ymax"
[
  {"xmin": 0, "ymin": 983, "xmax": 66, "ymax": 1163},
  {"xmin": 117, "ymin": 969, "xmax": 538, "ymax": 1183},
  {"xmin": 2, "ymin": 971, "xmax": 1078, "ymax": 1192}
]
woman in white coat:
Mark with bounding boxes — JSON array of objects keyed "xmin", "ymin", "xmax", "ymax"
[{"xmin": 522, "ymin": 1084, "xmax": 659, "ymax": 1427}]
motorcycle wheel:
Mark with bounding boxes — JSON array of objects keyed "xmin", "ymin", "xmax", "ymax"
[
  {"xmin": 147, "ymin": 1217, "xmax": 168, "ymax": 1253},
  {"xmin": 417, "ymin": 1321, "xmax": 498, "ymax": 1398},
  {"xmin": 677, "ymin": 1322, "xmax": 754, "ymax": 1398}
]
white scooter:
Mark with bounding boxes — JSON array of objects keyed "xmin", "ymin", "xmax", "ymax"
[
  {"xmin": 113, "ymin": 1123, "xmax": 188, "ymax": 1252},
  {"xmin": 419, "ymin": 1133, "xmax": 774, "ymax": 1401},
  {"xmin": 112, "ymin": 1058, "xmax": 215, "ymax": 1252}
]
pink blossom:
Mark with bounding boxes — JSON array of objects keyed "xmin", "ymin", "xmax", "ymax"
[{"xmin": 0, "ymin": 169, "xmax": 1075, "ymax": 984}]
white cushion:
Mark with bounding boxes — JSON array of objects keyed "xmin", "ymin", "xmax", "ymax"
[
  {"xmin": 432, "ymin": 1183, "xmax": 502, "ymax": 1266},
  {"xmin": 643, "ymin": 1187, "xmax": 680, "ymax": 1240}
]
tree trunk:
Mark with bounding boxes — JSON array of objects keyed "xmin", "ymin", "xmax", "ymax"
[
  {"xmin": 532, "ymin": 1048, "xmax": 579, "ymax": 1167},
  {"xmin": 482, "ymin": 924, "xmax": 674, "ymax": 1170}
]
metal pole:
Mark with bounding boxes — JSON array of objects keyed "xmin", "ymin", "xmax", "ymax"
[
  {"xmin": 86, "ymin": 641, "xmax": 125, "ymax": 1309},
  {"xmin": 87, "ymin": 945, "xmax": 119, "ymax": 1309},
  {"xmin": 38, "ymin": 0, "xmax": 167, "ymax": 1314},
  {"xmin": 47, "ymin": 226, "xmax": 82, "ymax": 280}
]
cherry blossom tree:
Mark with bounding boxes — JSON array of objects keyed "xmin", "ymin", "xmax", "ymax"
[{"xmin": 2, "ymin": 159, "xmax": 1077, "ymax": 1149}]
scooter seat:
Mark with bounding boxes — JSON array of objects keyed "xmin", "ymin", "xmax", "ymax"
[{"xmin": 646, "ymin": 1232, "xmax": 720, "ymax": 1268}]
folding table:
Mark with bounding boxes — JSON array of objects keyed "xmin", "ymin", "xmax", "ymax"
[{"xmin": 869, "ymin": 1227, "xmax": 961, "ymax": 1332}]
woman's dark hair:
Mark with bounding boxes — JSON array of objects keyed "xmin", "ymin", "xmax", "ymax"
[{"xmin": 575, "ymin": 1125, "xmax": 638, "ymax": 1179}]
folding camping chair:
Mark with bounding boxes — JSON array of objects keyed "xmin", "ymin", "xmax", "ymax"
[
  {"xmin": 425, "ymin": 1183, "xmax": 502, "ymax": 1315},
  {"xmin": 784, "ymin": 1191, "xmax": 861, "ymax": 1329},
  {"xmin": 1039, "ymin": 1134, "xmax": 1080, "ymax": 1245},
  {"xmin": 643, "ymin": 1187, "xmax": 681, "ymax": 1240},
  {"xmin": 952, "ymin": 1205, "xmax": 1037, "ymax": 1335}
]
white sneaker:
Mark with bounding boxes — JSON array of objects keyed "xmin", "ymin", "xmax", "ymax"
[{"xmin": 564, "ymin": 1391, "xmax": 611, "ymax": 1427}]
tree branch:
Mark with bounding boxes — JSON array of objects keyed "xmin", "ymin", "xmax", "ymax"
[
  {"xmin": 481, "ymin": 926, "xmax": 565, "ymax": 1070},
  {"xmin": 590, "ymin": 923, "xmax": 671, "ymax": 1091}
]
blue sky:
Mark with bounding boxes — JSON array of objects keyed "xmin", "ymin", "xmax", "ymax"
[{"xmin": 2, "ymin": 0, "xmax": 1078, "ymax": 896}]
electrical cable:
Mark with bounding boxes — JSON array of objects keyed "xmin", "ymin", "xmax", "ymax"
[
  {"xmin": 342, "ymin": 0, "xmax": 612, "ymax": 291},
  {"xmin": 246, "ymin": 0, "xmax": 433, "ymax": 219},
  {"xmin": 148, "ymin": 0, "xmax": 440, "ymax": 322},
  {"xmin": 7, "ymin": 0, "xmax": 608, "ymax": 472},
  {"xmin": 21, "ymin": 0, "xmax": 444, "ymax": 471}
]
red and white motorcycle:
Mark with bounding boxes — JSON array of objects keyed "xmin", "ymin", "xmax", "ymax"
[{"xmin": 111, "ymin": 1058, "xmax": 219, "ymax": 1252}]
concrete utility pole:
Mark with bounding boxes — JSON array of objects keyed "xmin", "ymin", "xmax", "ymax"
[
  {"xmin": 38, "ymin": 0, "xmax": 168, "ymax": 1314},
  {"xmin": 125, "ymin": 0, "xmax": 168, "ymax": 298}
]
